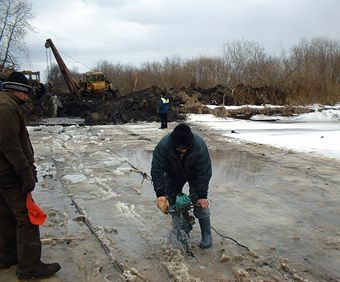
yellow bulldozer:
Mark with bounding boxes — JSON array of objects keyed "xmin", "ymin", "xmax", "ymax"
[
  {"xmin": 45, "ymin": 38, "xmax": 116, "ymax": 98},
  {"xmin": 79, "ymin": 71, "xmax": 112, "ymax": 94}
]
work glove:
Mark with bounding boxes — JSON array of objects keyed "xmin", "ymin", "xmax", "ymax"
[
  {"xmin": 156, "ymin": 196, "xmax": 169, "ymax": 214},
  {"xmin": 21, "ymin": 171, "xmax": 36, "ymax": 194},
  {"xmin": 197, "ymin": 198, "xmax": 209, "ymax": 208}
]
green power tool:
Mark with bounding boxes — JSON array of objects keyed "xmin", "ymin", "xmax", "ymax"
[
  {"xmin": 168, "ymin": 193, "xmax": 196, "ymax": 257},
  {"xmin": 168, "ymin": 193, "xmax": 193, "ymax": 215}
]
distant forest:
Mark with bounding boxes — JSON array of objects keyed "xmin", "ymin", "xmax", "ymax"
[{"xmin": 48, "ymin": 37, "xmax": 340, "ymax": 105}]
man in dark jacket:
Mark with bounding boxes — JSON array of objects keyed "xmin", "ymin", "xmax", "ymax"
[
  {"xmin": 0, "ymin": 72, "xmax": 61, "ymax": 279},
  {"xmin": 158, "ymin": 92, "xmax": 170, "ymax": 129},
  {"xmin": 151, "ymin": 123, "xmax": 212, "ymax": 248}
]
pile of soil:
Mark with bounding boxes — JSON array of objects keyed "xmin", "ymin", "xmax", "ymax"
[{"xmin": 24, "ymin": 83, "xmax": 307, "ymax": 125}]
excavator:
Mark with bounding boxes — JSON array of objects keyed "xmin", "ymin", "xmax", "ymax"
[
  {"xmin": 1, "ymin": 67, "xmax": 45, "ymax": 99},
  {"xmin": 22, "ymin": 70, "xmax": 46, "ymax": 99},
  {"xmin": 45, "ymin": 38, "xmax": 114, "ymax": 98}
]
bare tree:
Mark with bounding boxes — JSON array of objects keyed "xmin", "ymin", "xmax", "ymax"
[
  {"xmin": 0, "ymin": 0, "xmax": 34, "ymax": 68},
  {"xmin": 284, "ymin": 37, "xmax": 340, "ymax": 103},
  {"xmin": 184, "ymin": 56, "xmax": 227, "ymax": 88},
  {"xmin": 50, "ymin": 35, "xmax": 338, "ymax": 104},
  {"xmin": 223, "ymin": 40, "xmax": 268, "ymax": 85}
]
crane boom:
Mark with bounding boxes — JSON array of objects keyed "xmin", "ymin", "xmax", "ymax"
[{"xmin": 45, "ymin": 39, "xmax": 81, "ymax": 98}]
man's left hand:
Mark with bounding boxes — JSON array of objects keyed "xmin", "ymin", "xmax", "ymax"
[{"xmin": 197, "ymin": 198, "xmax": 209, "ymax": 208}]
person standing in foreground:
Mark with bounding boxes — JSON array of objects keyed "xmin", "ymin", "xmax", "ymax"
[
  {"xmin": 158, "ymin": 91, "xmax": 170, "ymax": 129},
  {"xmin": 0, "ymin": 72, "xmax": 61, "ymax": 279},
  {"xmin": 151, "ymin": 123, "xmax": 212, "ymax": 248}
]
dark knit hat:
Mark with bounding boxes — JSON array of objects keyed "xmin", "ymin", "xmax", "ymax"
[
  {"xmin": 171, "ymin": 123, "xmax": 194, "ymax": 148},
  {"xmin": 3, "ymin": 71, "xmax": 32, "ymax": 94}
]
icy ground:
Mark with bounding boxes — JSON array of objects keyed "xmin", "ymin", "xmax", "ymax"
[{"xmin": 1, "ymin": 118, "xmax": 340, "ymax": 282}]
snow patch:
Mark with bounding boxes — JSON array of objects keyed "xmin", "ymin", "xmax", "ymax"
[
  {"xmin": 112, "ymin": 170, "xmax": 125, "ymax": 176},
  {"xmin": 116, "ymin": 201, "xmax": 142, "ymax": 222},
  {"xmin": 62, "ymin": 174, "xmax": 87, "ymax": 184},
  {"xmin": 103, "ymin": 159, "xmax": 121, "ymax": 167}
]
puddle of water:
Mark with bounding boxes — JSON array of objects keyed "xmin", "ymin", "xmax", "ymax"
[
  {"xmin": 124, "ymin": 148, "xmax": 270, "ymax": 187},
  {"xmin": 210, "ymin": 149, "xmax": 269, "ymax": 186}
]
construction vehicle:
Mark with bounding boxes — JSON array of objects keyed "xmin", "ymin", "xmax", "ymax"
[
  {"xmin": 80, "ymin": 71, "xmax": 112, "ymax": 94},
  {"xmin": 22, "ymin": 70, "xmax": 46, "ymax": 99},
  {"xmin": 45, "ymin": 38, "xmax": 114, "ymax": 98},
  {"xmin": 0, "ymin": 67, "xmax": 45, "ymax": 99}
]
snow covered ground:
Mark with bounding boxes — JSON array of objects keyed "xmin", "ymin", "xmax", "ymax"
[{"xmin": 189, "ymin": 104, "xmax": 340, "ymax": 160}]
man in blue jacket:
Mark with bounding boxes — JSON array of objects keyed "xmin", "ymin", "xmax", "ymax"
[
  {"xmin": 151, "ymin": 123, "xmax": 212, "ymax": 248},
  {"xmin": 158, "ymin": 92, "xmax": 169, "ymax": 129}
]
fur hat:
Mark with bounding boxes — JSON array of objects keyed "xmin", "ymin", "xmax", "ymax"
[
  {"xmin": 3, "ymin": 72, "xmax": 32, "ymax": 94},
  {"xmin": 171, "ymin": 123, "xmax": 193, "ymax": 148}
]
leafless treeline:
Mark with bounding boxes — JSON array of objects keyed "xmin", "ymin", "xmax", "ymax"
[
  {"xmin": 0, "ymin": 0, "xmax": 34, "ymax": 68},
  {"xmin": 93, "ymin": 37, "xmax": 339, "ymax": 105},
  {"xmin": 46, "ymin": 37, "xmax": 340, "ymax": 105}
]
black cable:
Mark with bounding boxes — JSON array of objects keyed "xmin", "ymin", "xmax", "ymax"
[
  {"xmin": 69, "ymin": 194, "xmax": 125, "ymax": 274},
  {"xmin": 52, "ymin": 156, "xmax": 125, "ymax": 274},
  {"xmin": 211, "ymin": 226, "xmax": 250, "ymax": 251}
]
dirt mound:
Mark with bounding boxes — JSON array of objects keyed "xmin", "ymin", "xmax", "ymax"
[{"xmin": 25, "ymin": 83, "xmax": 290, "ymax": 125}]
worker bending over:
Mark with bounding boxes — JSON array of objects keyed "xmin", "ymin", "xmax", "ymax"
[{"xmin": 151, "ymin": 123, "xmax": 212, "ymax": 248}]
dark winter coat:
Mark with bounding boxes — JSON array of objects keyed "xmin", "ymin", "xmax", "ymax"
[
  {"xmin": 158, "ymin": 96, "xmax": 169, "ymax": 113},
  {"xmin": 0, "ymin": 91, "xmax": 35, "ymax": 187},
  {"xmin": 151, "ymin": 132, "xmax": 212, "ymax": 199}
]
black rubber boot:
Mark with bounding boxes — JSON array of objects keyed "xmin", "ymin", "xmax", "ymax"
[
  {"xmin": 198, "ymin": 217, "xmax": 212, "ymax": 249},
  {"xmin": 16, "ymin": 261, "xmax": 61, "ymax": 279}
]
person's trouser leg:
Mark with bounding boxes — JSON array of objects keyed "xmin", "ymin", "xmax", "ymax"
[
  {"xmin": 1, "ymin": 185, "xmax": 41, "ymax": 268},
  {"xmin": 0, "ymin": 189, "xmax": 18, "ymax": 267},
  {"xmin": 2, "ymin": 185, "xmax": 61, "ymax": 278},
  {"xmin": 163, "ymin": 113, "xmax": 168, "ymax": 128},
  {"xmin": 159, "ymin": 113, "xmax": 164, "ymax": 128},
  {"xmin": 160, "ymin": 113, "xmax": 167, "ymax": 128}
]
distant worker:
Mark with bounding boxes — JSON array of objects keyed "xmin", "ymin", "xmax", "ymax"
[
  {"xmin": 0, "ymin": 72, "xmax": 61, "ymax": 279},
  {"xmin": 151, "ymin": 123, "xmax": 213, "ymax": 248},
  {"xmin": 158, "ymin": 91, "xmax": 170, "ymax": 129},
  {"xmin": 52, "ymin": 94, "xmax": 59, "ymax": 117}
]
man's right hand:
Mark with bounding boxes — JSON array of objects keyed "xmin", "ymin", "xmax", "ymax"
[
  {"xmin": 21, "ymin": 172, "xmax": 36, "ymax": 194},
  {"xmin": 156, "ymin": 196, "xmax": 169, "ymax": 214}
]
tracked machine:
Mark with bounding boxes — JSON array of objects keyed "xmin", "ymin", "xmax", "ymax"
[{"xmin": 45, "ymin": 38, "xmax": 116, "ymax": 98}]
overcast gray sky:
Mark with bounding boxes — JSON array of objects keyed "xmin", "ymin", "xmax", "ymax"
[{"xmin": 21, "ymin": 0, "xmax": 340, "ymax": 78}]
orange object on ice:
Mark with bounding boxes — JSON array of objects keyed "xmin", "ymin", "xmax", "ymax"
[{"xmin": 26, "ymin": 192, "xmax": 47, "ymax": 225}]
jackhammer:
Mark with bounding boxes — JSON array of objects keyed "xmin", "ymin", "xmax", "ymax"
[{"xmin": 168, "ymin": 193, "xmax": 197, "ymax": 257}]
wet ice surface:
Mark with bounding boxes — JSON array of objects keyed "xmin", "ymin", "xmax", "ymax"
[{"xmin": 2, "ymin": 121, "xmax": 338, "ymax": 281}]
